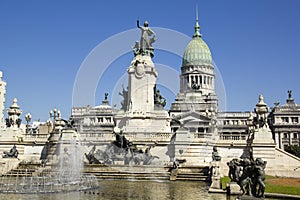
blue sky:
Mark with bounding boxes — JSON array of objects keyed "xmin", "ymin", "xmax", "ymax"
[{"xmin": 0, "ymin": 0, "xmax": 300, "ymax": 121}]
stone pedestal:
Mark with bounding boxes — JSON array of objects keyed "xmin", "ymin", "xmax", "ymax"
[
  {"xmin": 115, "ymin": 49, "xmax": 171, "ymax": 137},
  {"xmin": 226, "ymin": 182, "xmax": 242, "ymax": 195},
  {"xmin": 252, "ymin": 127, "xmax": 276, "ymax": 162},
  {"xmin": 173, "ymin": 127, "xmax": 214, "ymax": 165},
  {"xmin": 209, "ymin": 161, "xmax": 221, "ymax": 190},
  {"xmin": 170, "ymin": 169, "xmax": 178, "ymax": 181},
  {"xmin": 116, "ymin": 110, "xmax": 171, "ymax": 134}
]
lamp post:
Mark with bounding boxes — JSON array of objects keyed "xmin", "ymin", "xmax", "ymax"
[
  {"xmin": 25, "ymin": 113, "xmax": 31, "ymax": 134},
  {"xmin": 49, "ymin": 108, "xmax": 62, "ymax": 131},
  {"xmin": 49, "ymin": 108, "xmax": 61, "ymax": 122}
]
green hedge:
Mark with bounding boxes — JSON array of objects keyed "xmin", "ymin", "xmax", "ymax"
[{"xmin": 284, "ymin": 145, "xmax": 300, "ymax": 158}]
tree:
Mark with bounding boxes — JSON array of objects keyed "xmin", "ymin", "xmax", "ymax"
[{"xmin": 284, "ymin": 145, "xmax": 300, "ymax": 158}]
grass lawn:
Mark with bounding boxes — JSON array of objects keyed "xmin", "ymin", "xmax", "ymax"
[{"xmin": 220, "ymin": 175, "xmax": 300, "ymax": 196}]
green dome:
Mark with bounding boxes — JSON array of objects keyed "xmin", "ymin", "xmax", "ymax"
[
  {"xmin": 182, "ymin": 20, "xmax": 212, "ymax": 66},
  {"xmin": 182, "ymin": 37, "xmax": 212, "ymax": 66}
]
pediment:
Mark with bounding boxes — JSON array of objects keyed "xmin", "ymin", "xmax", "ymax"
[{"xmin": 172, "ymin": 111, "xmax": 211, "ymax": 125}]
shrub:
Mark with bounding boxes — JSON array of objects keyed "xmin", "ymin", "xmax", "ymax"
[{"xmin": 284, "ymin": 145, "xmax": 300, "ymax": 158}]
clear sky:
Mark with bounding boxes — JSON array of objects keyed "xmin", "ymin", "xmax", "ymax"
[{"xmin": 0, "ymin": 0, "xmax": 300, "ymax": 122}]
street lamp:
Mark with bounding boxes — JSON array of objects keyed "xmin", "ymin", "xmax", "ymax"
[{"xmin": 50, "ymin": 108, "xmax": 60, "ymax": 122}]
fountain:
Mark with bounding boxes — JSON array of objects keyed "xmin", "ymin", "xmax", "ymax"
[{"xmin": 0, "ymin": 110, "xmax": 99, "ymax": 194}]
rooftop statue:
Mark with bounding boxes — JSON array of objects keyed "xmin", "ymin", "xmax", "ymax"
[
  {"xmin": 288, "ymin": 90, "xmax": 292, "ymax": 99},
  {"xmin": 133, "ymin": 20, "xmax": 156, "ymax": 57}
]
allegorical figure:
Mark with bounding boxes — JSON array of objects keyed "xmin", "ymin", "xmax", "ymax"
[
  {"xmin": 154, "ymin": 84, "xmax": 166, "ymax": 108},
  {"xmin": 3, "ymin": 145, "xmax": 19, "ymax": 158},
  {"xmin": 252, "ymin": 158, "xmax": 267, "ymax": 198},
  {"xmin": 212, "ymin": 147, "xmax": 221, "ymax": 161},
  {"xmin": 137, "ymin": 20, "xmax": 156, "ymax": 49},
  {"xmin": 119, "ymin": 85, "xmax": 128, "ymax": 111}
]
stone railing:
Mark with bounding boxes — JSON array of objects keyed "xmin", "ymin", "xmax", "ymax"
[{"xmin": 219, "ymin": 134, "xmax": 247, "ymax": 141}]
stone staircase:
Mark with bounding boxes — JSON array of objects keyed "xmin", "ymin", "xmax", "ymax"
[
  {"xmin": 174, "ymin": 166, "xmax": 210, "ymax": 181},
  {"xmin": 2, "ymin": 162, "xmax": 40, "ymax": 177},
  {"xmin": 83, "ymin": 164, "xmax": 171, "ymax": 180},
  {"xmin": 83, "ymin": 164, "xmax": 210, "ymax": 181},
  {"xmin": 1, "ymin": 162, "xmax": 211, "ymax": 182}
]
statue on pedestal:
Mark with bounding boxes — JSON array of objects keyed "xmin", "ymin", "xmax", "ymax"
[
  {"xmin": 133, "ymin": 20, "xmax": 156, "ymax": 57},
  {"xmin": 212, "ymin": 147, "xmax": 221, "ymax": 161},
  {"xmin": 137, "ymin": 20, "xmax": 156, "ymax": 49},
  {"xmin": 227, "ymin": 156, "xmax": 267, "ymax": 198},
  {"xmin": 154, "ymin": 84, "xmax": 166, "ymax": 108},
  {"xmin": 119, "ymin": 85, "xmax": 128, "ymax": 111},
  {"xmin": 3, "ymin": 145, "xmax": 19, "ymax": 158}
]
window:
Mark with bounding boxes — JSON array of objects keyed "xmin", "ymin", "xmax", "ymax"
[
  {"xmin": 293, "ymin": 133, "xmax": 298, "ymax": 139},
  {"xmin": 198, "ymin": 127, "xmax": 204, "ymax": 133},
  {"xmin": 291, "ymin": 117, "xmax": 299, "ymax": 123},
  {"xmin": 190, "ymin": 128, "xmax": 196, "ymax": 132},
  {"xmin": 283, "ymin": 133, "xmax": 288, "ymax": 138},
  {"xmin": 106, "ymin": 117, "xmax": 111, "ymax": 123},
  {"xmin": 282, "ymin": 117, "xmax": 289, "ymax": 123}
]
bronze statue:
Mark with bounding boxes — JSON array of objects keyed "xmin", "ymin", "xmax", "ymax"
[
  {"xmin": 3, "ymin": 145, "xmax": 19, "ymax": 158},
  {"xmin": 137, "ymin": 20, "xmax": 156, "ymax": 49},
  {"xmin": 40, "ymin": 142, "xmax": 49, "ymax": 167},
  {"xmin": 119, "ymin": 85, "xmax": 128, "ymax": 110},
  {"xmin": 154, "ymin": 85, "xmax": 166, "ymax": 108},
  {"xmin": 85, "ymin": 145, "xmax": 101, "ymax": 164},
  {"xmin": 252, "ymin": 158, "xmax": 266, "ymax": 198},
  {"xmin": 16, "ymin": 118, "xmax": 22, "ymax": 128},
  {"xmin": 5, "ymin": 118, "xmax": 11, "ymax": 127},
  {"xmin": 227, "ymin": 158, "xmax": 241, "ymax": 182},
  {"xmin": 227, "ymin": 156, "xmax": 267, "ymax": 198},
  {"xmin": 288, "ymin": 90, "xmax": 292, "ymax": 99},
  {"xmin": 238, "ymin": 158, "xmax": 252, "ymax": 195},
  {"xmin": 191, "ymin": 80, "xmax": 200, "ymax": 90}
]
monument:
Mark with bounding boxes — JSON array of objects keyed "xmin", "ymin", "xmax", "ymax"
[
  {"xmin": 247, "ymin": 95, "xmax": 276, "ymax": 162},
  {"xmin": 114, "ymin": 20, "xmax": 171, "ymax": 164},
  {"xmin": 226, "ymin": 156, "xmax": 267, "ymax": 198}
]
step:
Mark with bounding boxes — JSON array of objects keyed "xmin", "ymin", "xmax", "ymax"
[{"xmin": 176, "ymin": 176, "xmax": 207, "ymax": 181}]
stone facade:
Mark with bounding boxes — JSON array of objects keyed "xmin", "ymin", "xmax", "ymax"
[
  {"xmin": 69, "ymin": 18, "xmax": 300, "ymax": 168},
  {"xmin": 71, "ymin": 96, "xmax": 115, "ymax": 142},
  {"xmin": 269, "ymin": 91, "xmax": 300, "ymax": 149},
  {"xmin": 217, "ymin": 112, "xmax": 250, "ymax": 142},
  {"xmin": 0, "ymin": 16, "xmax": 299, "ymax": 179}
]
